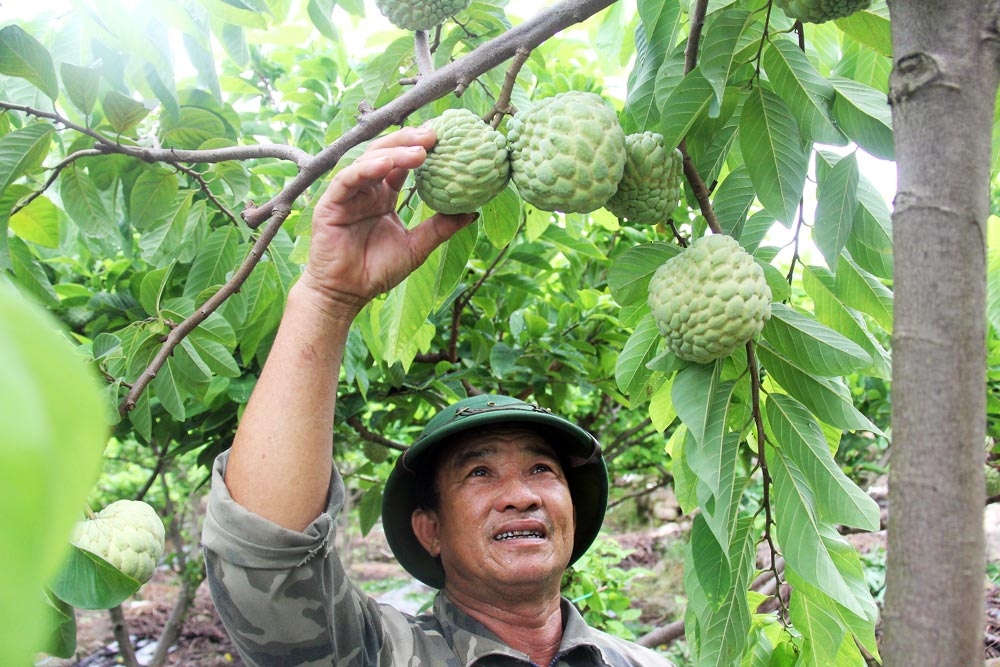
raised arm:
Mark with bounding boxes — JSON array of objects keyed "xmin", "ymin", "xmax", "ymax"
[{"xmin": 223, "ymin": 126, "xmax": 476, "ymax": 531}]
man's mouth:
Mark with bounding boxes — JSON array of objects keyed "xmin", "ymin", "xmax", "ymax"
[{"xmin": 494, "ymin": 529, "xmax": 545, "ymax": 541}]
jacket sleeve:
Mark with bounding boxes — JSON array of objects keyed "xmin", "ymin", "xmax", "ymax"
[{"xmin": 201, "ymin": 450, "xmax": 388, "ymax": 667}]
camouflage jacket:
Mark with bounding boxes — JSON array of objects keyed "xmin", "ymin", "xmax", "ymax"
[{"xmin": 202, "ymin": 451, "xmax": 676, "ymax": 667}]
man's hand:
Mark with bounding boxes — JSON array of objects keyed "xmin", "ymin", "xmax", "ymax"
[{"xmin": 298, "ymin": 125, "xmax": 478, "ymax": 318}]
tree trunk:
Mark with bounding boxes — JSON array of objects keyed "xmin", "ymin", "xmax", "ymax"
[{"xmin": 884, "ymin": 1, "xmax": 999, "ymax": 665}]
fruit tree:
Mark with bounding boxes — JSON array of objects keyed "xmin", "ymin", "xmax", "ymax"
[{"xmin": 1, "ymin": 0, "xmax": 998, "ymax": 665}]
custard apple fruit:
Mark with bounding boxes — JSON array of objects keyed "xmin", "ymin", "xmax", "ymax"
[
  {"xmin": 507, "ymin": 91, "xmax": 626, "ymax": 214},
  {"xmin": 604, "ymin": 132, "xmax": 683, "ymax": 225},
  {"xmin": 70, "ymin": 500, "xmax": 165, "ymax": 584},
  {"xmin": 374, "ymin": 0, "xmax": 470, "ymax": 30},
  {"xmin": 648, "ymin": 234, "xmax": 772, "ymax": 364},
  {"xmin": 415, "ymin": 108, "xmax": 510, "ymax": 214},
  {"xmin": 987, "ymin": 465, "xmax": 1000, "ymax": 497},
  {"xmin": 773, "ymin": 0, "xmax": 871, "ymax": 23}
]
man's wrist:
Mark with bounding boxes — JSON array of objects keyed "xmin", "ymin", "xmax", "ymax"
[{"xmin": 288, "ymin": 277, "xmax": 366, "ymax": 325}]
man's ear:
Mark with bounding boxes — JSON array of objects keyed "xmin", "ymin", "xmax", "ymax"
[{"xmin": 411, "ymin": 508, "xmax": 441, "ymax": 557}]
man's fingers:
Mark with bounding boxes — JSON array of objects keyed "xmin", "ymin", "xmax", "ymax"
[
  {"xmin": 322, "ymin": 145, "xmax": 428, "ymax": 206},
  {"xmin": 408, "ymin": 212, "xmax": 479, "ymax": 262}
]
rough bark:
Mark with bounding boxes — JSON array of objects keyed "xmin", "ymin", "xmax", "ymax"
[{"xmin": 884, "ymin": 1, "xmax": 1000, "ymax": 664}]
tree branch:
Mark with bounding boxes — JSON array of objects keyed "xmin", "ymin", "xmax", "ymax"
[
  {"xmin": 121, "ymin": 208, "xmax": 291, "ymax": 415},
  {"xmin": 676, "ymin": 0, "xmax": 723, "ymax": 235},
  {"xmin": 10, "ymin": 148, "xmax": 102, "ymax": 216},
  {"xmin": 241, "ymin": 0, "xmax": 618, "ymax": 229}
]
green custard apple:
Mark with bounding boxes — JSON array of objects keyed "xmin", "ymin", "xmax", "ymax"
[
  {"xmin": 70, "ymin": 499, "xmax": 166, "ymax": 584},
  {"xmin": 415, "ymin": 108, "xmax": 511, "ymax": 214},
  {"xmin": 648, "ymin": 234, "xmax": 772, "ymax": 364},
  {"xmin": 507, "ymin": 91, "xmax": 626, "ymax": 214},
  {"xmin": 604, "ymin": 132, "xmax": 683, "ymax": 225},
  {"xmin": 374, "ymin": 0, "xmax": 470, "ymax": 30},
  {"xmin": 773, "ymin": 0, "xmax": 871, "ymax": 23}
]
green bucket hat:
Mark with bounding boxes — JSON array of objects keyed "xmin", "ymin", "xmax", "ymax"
[{"xmin": 381, "ymin": 394, "xmax": 609, "ymax": 589}]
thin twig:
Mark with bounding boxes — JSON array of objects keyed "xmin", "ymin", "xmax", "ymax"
[
  {"xmin": 415, "ymin": 30, "xmax": 434, "ymax": 76},
  {"xmin": 10, "ymin": 148, "xmax": 103, "ymax": 215},
  {"xmin": 748, "ymin": 340, "xmax": 789, "ymax": 624},
  {"xmin": 486, "ymin": 46, "xmax": 532, "ymax": 128},
  {"xmin": 173, "ymin": 163, "xmax": 242, "ymax": 227},
  {"xmin": 677, "ymin": 0, "xmax": 723, "ymax": 234}
]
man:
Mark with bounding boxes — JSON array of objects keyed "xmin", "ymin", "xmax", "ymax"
[{"xmin": 202, "ymin": 126, "xmax": 675, "ymax": 666}]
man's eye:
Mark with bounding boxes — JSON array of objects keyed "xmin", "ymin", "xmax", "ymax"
[
  {"xmin": 469, "ymin": 467, "xmax": 489, "ymax": 477},
  {"xmin": 533, "ymin": 463, "xmax": 554, "ymax": 474}
]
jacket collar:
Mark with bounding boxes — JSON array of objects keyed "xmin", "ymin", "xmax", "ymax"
[{"xmin": 434, "ymin": 593, "xmax": 606, "ymax": 666}]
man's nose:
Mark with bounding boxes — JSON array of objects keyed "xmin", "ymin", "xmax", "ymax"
[{"xmin": 494, "ymin": 475, "xmax": 542, "ymax": 511}]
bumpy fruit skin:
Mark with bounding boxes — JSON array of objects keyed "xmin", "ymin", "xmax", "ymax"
[
  {"xmin": 507, "ymin": 91, "xmax": 626, "ymax": 214},
  {"xmin": 648, "ymin": 235, "xmax": 772, "ymax": 364},
  {"xmin": 415, "ymin": 108, "xmax": 510, "ymax": 214},
  {"xmin": 71, "ymin": 500, "xmax": 165, "ymax": 584},
  {"xmin": 374, "ymin": 0, "xmax": 470, "ymax": 30},
  {"xmin": 604, "ymin": 132, "xmax": 683, "ymax": 225},
  {"xmin": 773, "ymin": 0, "xmax": 870, "ymax": 23},
  {"xmin": 987, "ymin": 465, "xmax": 1000, "ymax": 497}
]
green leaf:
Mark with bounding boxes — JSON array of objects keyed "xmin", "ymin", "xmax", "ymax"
[
  {"xmin": 102, "ymin": 90, "xmax": 150, "ymax": 135},
  {"xmin": 763, "ymin": 303, "xmax": 871, "ymax": 377},
  {"xmin": 687, "ymin": 514, "xmax": 732, "ymax": 608},
  {"xmin": 672, "ymin": 362, "xmax": 722, "ymax": 448},
  {"xmin": 130, "ymin": 168, "xmax": 179, "ymax": 230},
  {"xmin": 60, "ymin": 62, "xmax": 101, "ymax": 116},
  {"xmin": 740, "ymin": 86, "xmax": 809, "ymax": 225},
  {"xmin": 0, "ymin": 25, "xmax": 58, "ymax": 100},
  {"xmin": 59, "ymin": 164, "xmax": 116, "ymax": 240},
  {"xmin": 802, "ymin": 265, "xmax": 891, "ymax": 378},
  {"xmin": 766, "ymin": 446, "xmax": 872, "ymax": 618},
  {"xmin": 183, "ymin": 226, "xmax": 241, "ymax": 298},
  {"xmin": 787, "ymin": 573, "xmax": 848, "ymax": 667},
  {"xmin": 658, "ymin": 67, "xmax": 715, "ymax": 150},
  {"xmin": 0, "ymin": 122, "xmax": 54, "ymax": 194},
  {"xmin": 151, "ymin": 357, "xmax": 187, "ymax": 421},
  {"xmin": 42, "ymin": 589, "xmax": 76, "ymax": 658},
  {"xmin": 608, "ymin": 242, "xmax": 678, "ymax": 309},
  {"xmin": 139, "ymin": 263, "xmax": 175, "ymax": 316},
  {"xmin": 765, "ymin": 393, "xmax": 881, "ymax": 531},
  {"xmin": 762, "ymin": 37, "xmax": 846, "ymax": 146},
  {"xmin": 8, "ymin": 234, "xmax": 58, "ymax": 305},
  {"xmin": 834, "ymin": 7, "xmax": 892, "ymax": 58},
  {"xmin": 684, "ymin": 514, "xmax": 754, "ymax": 665},
  {"xmin": 712, "ymin": 166, "xmax": 755, "ymax": 237},
  {"xmin": 358, "ymin": 485, "xmax": 383, "ymax": 536},
  {"xmin": 480, "ymin": 185, "xmax": 522, "ymax": 247},
  {"xmin": 49, "ymin": 546, "xmax": 140, "ymax": 610},
  {"xmin": 0, "ymin": 282, "xmax": 106, "ymax": 666},
  {"xmin": 541, "ymin": 224, "xmax": 606, "ymax": 260},
  {"xmin": 813, "ymin": 152, "xmax": 859, "ymax": 270},
  {"xmin": 189, "ymin": 331, "xmax": 241, "ymax": 378},
  {"xmin": 195, "ymin": 0, "xmax": 270, "ymax": 28},
  {"xmin": 700, "ymin": 8, "xmax": 752, "ymax": 116},
  {"xmin": 830, "ymin": 76, "xmax": 893, "ymax": 161},
  {"xmin": 8, "ymin": 193, "xmax": 59, "ymax": 247},
  {"xmin": 382, "ymin": 249, "xmax": 441, "ymax": 366},
  {"xmin": 846, "ymin": 176, "xmax": 893, "ymax": 280},
  {"xmin": 756, "ymin": 342, "xmax": 880, "ymax": 433},
  {"xmin": 615, "ymin": 312, "xmax": 660, "ymax": 396},
  {"xmin": 159, "ymin": 106, "xmax": 228, "ymax": 149},
  {"xmin": 834, "ymin": 256, "xmax": 893, "ymax": 331}
]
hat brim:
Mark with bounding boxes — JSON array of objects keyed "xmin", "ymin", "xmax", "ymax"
[{"xmin": 381, "ymin": 400, "xmax": 608, "ymax": 590}]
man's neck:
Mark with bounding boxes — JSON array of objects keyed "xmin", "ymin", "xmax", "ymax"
[{"xmin": 444, "ymin": 587, "xmax": 565, "ymax": 666}]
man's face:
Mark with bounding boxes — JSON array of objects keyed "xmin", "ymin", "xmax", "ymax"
[{"xmin": 411, "ymin": 427, "xmax": 576, "ymax": 599}]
